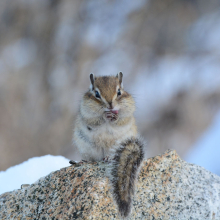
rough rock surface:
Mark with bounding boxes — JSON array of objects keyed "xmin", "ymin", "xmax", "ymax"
[{"xmin": 0, "ymin": 150, "xmax": 220, "ymax": 219}]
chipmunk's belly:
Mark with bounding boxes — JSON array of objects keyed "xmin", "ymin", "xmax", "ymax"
[{"xmin": 92, "ymin": 122, "xmax": 135, "ymax": 151}]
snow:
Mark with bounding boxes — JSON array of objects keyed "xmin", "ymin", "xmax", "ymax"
[
  {"xmin": 0, "ymin": 155, "xmax": 70, "ymax": 195},
  {"xmin": 185, "ymin": 111, "xmax": 220, "ymax": 176}
]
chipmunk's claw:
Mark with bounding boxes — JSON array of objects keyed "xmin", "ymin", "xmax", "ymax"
[
  {"xmin": 104, "ymin": 111, "xmax": 118, "ymax": 121},
  {"xmin": 103, "ymin": 156, "xmax": 111, "ymax": 163},
  {"xmin": 69, "ymin": 160, "xmax": 77, "ymax": 165}
]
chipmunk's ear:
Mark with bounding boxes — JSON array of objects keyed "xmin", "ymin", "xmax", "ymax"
[
  {"xmin": 116, "ymin": 72, "xmax": 123, "ymax": 88},
  {"xmin": 90, "ymin": 73, "xmax": 95, "ymax": 90}
]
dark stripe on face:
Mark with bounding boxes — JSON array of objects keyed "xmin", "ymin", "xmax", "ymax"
[
  {"xmin": 117, "ymin": 91, "xmax": 130, "ymax": 101},
  {"xmin": 84, "ymin": 92, "xmax": 102, "ymax": 104}
]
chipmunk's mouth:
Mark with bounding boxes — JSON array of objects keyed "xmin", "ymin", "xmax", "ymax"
[
  {"xmin": 110, "ymin": 110, "xmax": 119, "ymax": 114},
  {"xmin": 104, "ymin": 108, "xmax": 119, "ymax": 115}
]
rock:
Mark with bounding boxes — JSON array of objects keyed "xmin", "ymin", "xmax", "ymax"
[{"xmin": 0, "ymin": 150, "xmax": 220, "ymax": 219}]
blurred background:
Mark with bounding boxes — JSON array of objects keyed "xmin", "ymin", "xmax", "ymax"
[{"xmin": 0, "ymin": 0, "xmax": 220, "ymax": 174}]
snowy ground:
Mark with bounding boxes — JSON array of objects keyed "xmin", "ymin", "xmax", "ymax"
[{"xmin": 0, "ymin": 155, "xmax": 70, "ymax": 195}]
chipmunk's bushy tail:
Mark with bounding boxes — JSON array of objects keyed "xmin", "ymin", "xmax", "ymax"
[{"xmin": 110, "ymin": 137, "xmax": 144, "ymax": 218}]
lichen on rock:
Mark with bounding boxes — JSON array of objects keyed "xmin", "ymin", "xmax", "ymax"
[{"xmin": 0, "ymin": 150, "xmax": 220, "ymax": 219}]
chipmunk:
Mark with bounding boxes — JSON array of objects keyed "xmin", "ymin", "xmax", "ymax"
[{"xmin": 72, "ymin": 72, "xmax": 144, "ymax": 218}]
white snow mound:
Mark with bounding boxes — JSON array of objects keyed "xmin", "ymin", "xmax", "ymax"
[{"xmin": 0, "ymin": 155, "xmax": 70, "ymax": 195}]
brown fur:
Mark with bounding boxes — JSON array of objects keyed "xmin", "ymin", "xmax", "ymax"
[
  {"xmin": 84, "ymin": 92, "xmax": 102, "ymax": 105},
  {"xmin": 94, "ymin": 76, "xmax": 120, "ymax": 103},
  {"xmin": 115, "ymin": 117, "xmax": 131, "ymax": 127}
]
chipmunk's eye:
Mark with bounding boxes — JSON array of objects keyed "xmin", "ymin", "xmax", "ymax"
[
  {"xmin": 95, "ymin": 91, "xmax": 101, "ymax": 99},
  {"xmin": 117, "ymin": 89, "xmax": 121, "ymax": 96}
]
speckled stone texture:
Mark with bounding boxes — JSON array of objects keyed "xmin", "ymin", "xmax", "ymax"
[{"xmin": 0, "ymin": 150, "xmax": 220, "ymax": 220}]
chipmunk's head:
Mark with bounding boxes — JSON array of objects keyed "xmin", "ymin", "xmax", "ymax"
[{"xmin": 82, "ymin": 72, "xmax": 135, "ymax": 119}]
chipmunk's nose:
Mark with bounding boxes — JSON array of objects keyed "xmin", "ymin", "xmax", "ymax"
[{"xmin": 108, "ymin": 102, "xmax": 113, "ymax": 109}]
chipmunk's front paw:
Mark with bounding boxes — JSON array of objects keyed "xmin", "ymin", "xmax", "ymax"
[
  {"xmin": 104, "ymin": 111, "xmax": 118, "ymax": 122},
  {"xmin": 103, "ymin": 156, "xmax": 112, "ymax": 163}
]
